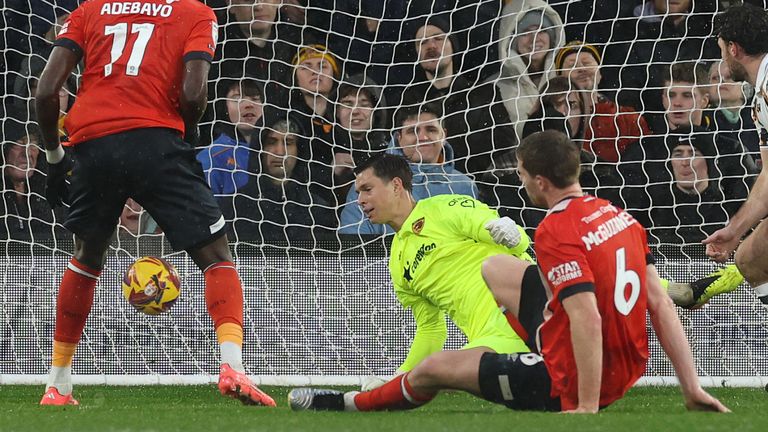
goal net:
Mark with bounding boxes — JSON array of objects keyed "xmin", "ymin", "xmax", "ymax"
[{"xmin": 1, "ymin": 0, "xmax": 767, "ymax": 387}]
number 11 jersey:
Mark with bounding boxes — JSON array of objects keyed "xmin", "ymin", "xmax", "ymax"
[
  {"xmin": 55, "ymin": 0, "xmax": 218, "ymax": 145},
  {"xmin": 534, "ymin": 195, "xmax": 651, "ymax": 410}
]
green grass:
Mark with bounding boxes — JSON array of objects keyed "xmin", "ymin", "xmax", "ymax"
[{"xmin": 0, "ymin": 385, "xmax": 766, "ymax": 432}]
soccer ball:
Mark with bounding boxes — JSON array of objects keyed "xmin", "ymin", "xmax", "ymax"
[{"xmin": 122, "ymin": 257, "xmax": 181, "ymax": 315}]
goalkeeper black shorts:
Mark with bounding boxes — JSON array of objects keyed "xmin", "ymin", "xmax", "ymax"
[
  {"xmin": 65, "ymin": 127, "xmax": 225, "ymax": 251},
  {"xmin": 478, "ymin": 351, "xmax": 560, "ymax": 411}
]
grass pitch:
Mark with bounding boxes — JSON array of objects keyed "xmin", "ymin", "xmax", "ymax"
[{"xmin": 1, "ymin": 385, "xmax": 766, "ymax": 432}]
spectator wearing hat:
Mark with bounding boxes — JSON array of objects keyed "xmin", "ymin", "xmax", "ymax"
[
  {"xmin": 643, "ymin": 129, "xmax": 748, "ymax": 251},
  {"xmin": 654, "ymin": 62, "xmax": 758, "ymax": 195},
  {"xmin": 197, "ymin": 78, "xmax": 264, "ymax": 196},
  {"xmin": 618, "ymin": 62, "xmax": 716, "ymax": 201},
  {"xmin": 1, "ymin": 117, "xmax": 65, "ymax": 240},
  {"xmin": 289, "ymin": 43, "xmax": 351, "ymax": 207},
  {"xmin": 401, "ymin": 16, "xmax": 517, "ymax": 177},
  {"xmin": 495, "ymin": 0, "xmax": 565, "ymax": 144},
  {"xmin": 555, "ymin": 40, "xmax": 651, "ymax": 163}
]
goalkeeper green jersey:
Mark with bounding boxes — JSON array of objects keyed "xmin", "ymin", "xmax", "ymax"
[{"xmin": 389, "ymin": 195, "xmax": 534, "ymax": 372}]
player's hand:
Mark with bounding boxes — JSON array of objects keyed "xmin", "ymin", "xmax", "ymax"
[
  {"xmin": 45, "ymin": 150, "xmax": 73, "ymax": 208},
  {"xmin": 702, "ymin": 227, "xmax": 740, "ymax": 263},
  {"xmin": 684, "ymin": 388, "xmax": 731, "ymax": 413},
  {"xmin": 360, "ymin": 375, "xmax": 388, "ymax": 392},
  {"xmin": 485, "ymin": 217, "xmax": 522, "ymax": 248}
]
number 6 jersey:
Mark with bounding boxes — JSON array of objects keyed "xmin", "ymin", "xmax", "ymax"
[
  {"xmin": 534, "ymin": 195, "xmax": 651, "ymax": 410},
  {"xmin": 54, "ymin": 0, "xmax": 218, "ymax": 145}
]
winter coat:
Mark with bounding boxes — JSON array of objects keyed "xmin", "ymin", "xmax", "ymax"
[
  {"xmin": 493, "ymin": 0, "xmax": 565, "ymax": 142},
  {"xmin": 196, "ymin": 132, "xmax": 253, "ymax": 196}
]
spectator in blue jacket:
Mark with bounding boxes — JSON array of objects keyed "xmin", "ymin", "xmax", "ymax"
[
  {"xmin": 339, "ymin": 104, "xmax": 477, "ymax": 235},
  {"xmin": 197, "ymin": 78, "xmax": 264, "ymax": 196}
]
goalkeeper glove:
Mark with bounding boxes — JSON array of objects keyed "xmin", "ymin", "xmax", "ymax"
[
  {"xmin": 44, "ymin": 146, "xmax": 73, "ymax": 208},
  {"xmin": 485, "ymin": 217, "xmax": 522, "ymax": 249}
]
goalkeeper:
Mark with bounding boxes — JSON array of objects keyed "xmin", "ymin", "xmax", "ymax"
[{"xmin": 289, "ymin": 154, "xmax": 741, "ymax": 412}]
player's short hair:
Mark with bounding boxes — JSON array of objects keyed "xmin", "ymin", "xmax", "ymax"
[
  {"xmin": 353, "ymin": 153, "xmax": 413, "ymax": 192},
  {"xmin": 661, "ymin": 61, "xmax": 708, "ymax": 88},
  {"xmin": 516, "ymin": 130, "xmax": 580, "ymax": 188},
  {"xmin": 393, "ymin": 103, "xmax": 443, "ymax": 130},
  {"xmin": 715, "ymin": 4, "xmax": 768, "ymax": 56}
]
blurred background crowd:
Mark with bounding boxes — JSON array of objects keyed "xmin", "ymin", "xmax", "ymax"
[{"xmin": 2, "ymin": 0, "xmax": 765, "ymax": 258}]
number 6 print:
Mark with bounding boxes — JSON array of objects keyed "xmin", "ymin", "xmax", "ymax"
[{"xmin": 614, "ymin": 247, "xmax": 640, "ymax": 315}]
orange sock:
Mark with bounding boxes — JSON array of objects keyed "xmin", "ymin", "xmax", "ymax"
[
  {"xmin": 499, "ymin": 304, "xmax": 529, "ymax": 343},
  {"xmin": 353, "ymin": 373, "xmax": 435, "ymax": 411},
  {"xmin": 216, "ymin": 322, "xmax": 243, "ymax": 346},
  {"xmin": 54, "ymin": 258, "xmax": 100, "ymax": 345},
  {"xmin": 204, "ymin": 262, "xmax": 243, "ymax": 328},
  {"xmin": 52, "ymin": 341, "xmax": 78, "ymax": 368}
]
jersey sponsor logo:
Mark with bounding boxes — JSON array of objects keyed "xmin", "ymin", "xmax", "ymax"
[
  {"xmin": 100, "ymin": 2, "xmax": 174, "ymax": 17},
  {"xmin": 403, "ymin": 242, "xmax": 436, "ymax": 282},
  {"xmin": 581, "ymin": 211, "xmax": 636, "ymax": 251},
  {"xmin": 580, "ymin": 204, "xmax": 617, "ymax": 224},
  {"xmin": 411, "ymin": 217, "xmax": 425, "ymax": 234},
  {"xmin": 547, "ymin": 261, "xmax": 582, "ymax": 286}
]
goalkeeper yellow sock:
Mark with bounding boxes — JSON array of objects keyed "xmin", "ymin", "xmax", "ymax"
[{"xmin": 216, "ymin": 323, "xmax": 244, "ymax": 372}]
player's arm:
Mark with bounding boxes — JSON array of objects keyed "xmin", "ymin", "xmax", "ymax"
[
  {"xmin": 397, "ymin": 299, "xmax": 447, "ymax": 373},
  {"xmin": 36, "ymin": 46, "xmax": 81, "ymax": 207},
  {"xmin": 180, "ymin": 59, "xmax": 211, "ymax": 144},
  {"xmin": 36, "ymin": 46, "xmax": 80, "ymax": 155},
  {"xmin": 645, "ymin": 264, "xmax": 730, "ymax": 412},
  {"xmin": 703, "ymin": 145, "xmax": 768, "ymax": 261},
  {"xmin": 560, "ymin": 286, "xmax": 602, "ymax": 413},
  {"xmin": 446, "ymin": 196, "xmax": 531, "ymax": 258}
]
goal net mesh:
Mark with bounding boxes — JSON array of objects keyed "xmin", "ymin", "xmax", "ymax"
[{"xmin": 1, "ymin": 0, "xmax": 766, "ymax": 386}]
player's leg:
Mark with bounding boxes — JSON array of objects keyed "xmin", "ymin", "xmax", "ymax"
[
  {"xmin": 289, "ymin": 347, "xmax": 492, "ymax": 412},
  {"xmin": 41, "ymin": 236, "xmax": 113, "ymax": 406},
  {"xmin": 41, "ymin": 136, "xmax": 128, "ymax": 406},
  {"xmin": 482, "ymin": 257, "xmax": 547, "ymax": 349},
  {"xmin": 132, "ymin": 128, "xmax": 274, "ymax": 406},
  {"xmin": 734, "ymin": 219, "xmax": 768, "ymax": 305},
  {"xmin": 476, "ymin": 352, "xmax": 560, "ymax": 411},
  {"xmin": 481, "ymin": 255, "xmax": 530, "ymax": 318},
  {"xmin": 186, "ymin": 235, "xmax": 274, "ymax": 406}
]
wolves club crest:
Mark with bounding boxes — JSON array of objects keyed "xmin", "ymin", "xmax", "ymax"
[{"xmin": 412, "ymin": 217, "xmax": 425, "ymax": 234}]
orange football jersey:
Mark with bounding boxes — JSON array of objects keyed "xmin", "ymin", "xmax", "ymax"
[{"xmin": 55, "ymin": 0, "xmax": 218, "ymax": 144}]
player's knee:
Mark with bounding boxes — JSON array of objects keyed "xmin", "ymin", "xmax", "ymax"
[
  {"xmin": 409, "ymin": 353, "xmax": 451, "ymax": 388},
  {"xmin": 73, "ymin": 237, "xmax": 110, "ymax": 270},
  {"xmin": 734, "ymin": 245, "xmax": 766, "ymax": 285},
  {"xmin": 188, "ymin": 233, "xmax": 233, "ymax": 271}
]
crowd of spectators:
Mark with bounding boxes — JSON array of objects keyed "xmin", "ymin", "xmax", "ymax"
[{"xmin": 2, "ymin": 0, "xmax": 766, "ymax": 256}]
